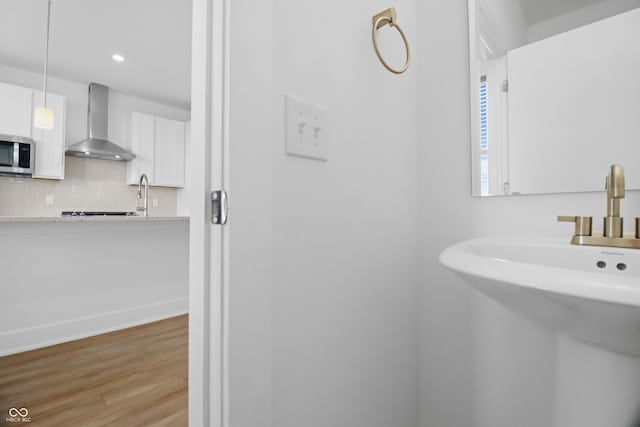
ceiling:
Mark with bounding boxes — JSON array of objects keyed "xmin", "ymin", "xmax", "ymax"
[
  {"xmin": 0, "ymin": 0, "xmax": 192, "ymax": 110},
  {"xmin": 519, "ymin": 0, "xmax": 638, "ymax": 25}
]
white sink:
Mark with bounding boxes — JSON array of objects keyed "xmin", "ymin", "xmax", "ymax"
[{"xmin": 440, "ymin": 233, "xmax": 640, "ymax": 356}]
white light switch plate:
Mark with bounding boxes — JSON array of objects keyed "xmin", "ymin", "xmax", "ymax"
[{"xmin": 285, "ymin": 94, "xmax": 328, "ymax": 161}]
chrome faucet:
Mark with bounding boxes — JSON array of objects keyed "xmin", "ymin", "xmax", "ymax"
[
  {"xmin": 558, "ymin": 164, "xmax": 640, "ymax": 249},
  {"xmin": 137, "ymin": 173, "xmax": 149, "ymax": 217}
]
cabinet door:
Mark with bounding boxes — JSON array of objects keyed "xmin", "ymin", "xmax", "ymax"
[
  {"xmin": 32, "ymin": 91, "xmax": 66, "ymax": 179},
  {"xmin": 127, "ymin": 112, "xmax": 156, "ymax": 184},
  {"xmin": 153, "ymin": 117, "xmax": 185, "ymax": 187},
  {"xmin": 0, "ymin": 82, "xmax": 33, "ymax": 138}
]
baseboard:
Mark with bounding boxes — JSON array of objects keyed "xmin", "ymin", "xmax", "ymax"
[{"xmin": 0, "ymin": 297, "xmax": 189, "ymax": 356}]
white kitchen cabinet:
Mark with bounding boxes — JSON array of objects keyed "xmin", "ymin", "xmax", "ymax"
[
  {"xmin": 0, "ymin": 82, "xmax": 66, "ymax": 179},
  {"xmin": 31, "ymin": 91, "xmax": 66, "ymax": 180},
  {"xmin": 128, "ymin": 112, "xmax": 156, "ymax": 184},
  {"xmin": 127, "ymin": 112, "xmax": 185, "ymax": 187},
  {"xmin": 0, "ymin": 82, "xmax": 33, "ymax": 138},
  {"xmin": 153, "ymin": 117, "xmax": 185, "ymax": 187}
]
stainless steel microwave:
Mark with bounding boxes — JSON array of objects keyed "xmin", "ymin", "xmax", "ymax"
[{"xmin": 0, "ymin": 134, "xmax": 35, "ymax": 177}]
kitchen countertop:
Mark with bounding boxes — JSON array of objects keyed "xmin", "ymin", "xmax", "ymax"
[{"xmin": 0, "ymin": 216, "xmax": 190, "ymax": 223}]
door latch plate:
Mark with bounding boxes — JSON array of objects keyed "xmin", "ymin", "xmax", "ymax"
[{"xmin": 211, "ymin": 190, "xmax": 228, "ymax": 224}]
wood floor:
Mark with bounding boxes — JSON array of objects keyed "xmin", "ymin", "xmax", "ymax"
[{"xmin": 0, "ymin": 315, "xmax": 188, "ymax": 427}]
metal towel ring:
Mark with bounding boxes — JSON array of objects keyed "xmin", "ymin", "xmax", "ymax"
[{"xmin": 372, "ymin": 7, "xmax": 410, "ymax": 74}]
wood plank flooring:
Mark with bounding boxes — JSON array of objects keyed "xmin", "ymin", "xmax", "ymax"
[{"xmin": 0, "ymin": 315, "xmax": 188, "ymax": 427}]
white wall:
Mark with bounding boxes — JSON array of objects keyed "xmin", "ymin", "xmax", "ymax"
[
  {"xmin": 0, "ymin": 220, "xmax": 189, "ymax": 355},
  {"xmin": 417, "ymin": 1, "xmax": 640, "ymax": 426},
  {"xmin": 0, "ymin": 63, "xmax": 190, "ymax": 151},
  {"xmin": 269, "ymin": 1, "xmax": 420, "ymax": 427},
  {"xmin": 228, "ymin": 0, "xmax": 421, "ymax": 426}
]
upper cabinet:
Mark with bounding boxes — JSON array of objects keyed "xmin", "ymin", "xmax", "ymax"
[
  {"xmin": 127, "ymin": 112, "xmax": 185, "ymax": 188},
  {"xmin": 0, "ymin": 82, "xmax": 33, "ymax": 138},
  {"xmin": 153, "ymin": 117, "xmax": 186, "ymax": 187},
  {"xmin": 128, "ymin": 112, "xmax": 155, "ymax": 184},
  {"xmin": 0, "ymin": 82, "xmax": 66, "ymax": 180}
]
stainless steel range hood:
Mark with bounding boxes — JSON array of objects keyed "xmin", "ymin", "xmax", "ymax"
[{"xmin": 66, "ymin": 83, "xmax": 135, "ymax": 162}]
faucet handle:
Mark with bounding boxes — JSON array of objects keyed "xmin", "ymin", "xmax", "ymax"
[{"xmin": 558, "ymin": 215, "xmax": 592, "ymax": 237}]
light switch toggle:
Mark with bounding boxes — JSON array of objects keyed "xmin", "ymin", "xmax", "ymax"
[{"xmin": 297, "ymin": 114, "xmax": 307, "ymax": 134}]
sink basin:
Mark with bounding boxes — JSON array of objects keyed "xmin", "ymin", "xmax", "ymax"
[{"xmin": 440, "ymin": 233, "xmax": 640, "ymax": 356}]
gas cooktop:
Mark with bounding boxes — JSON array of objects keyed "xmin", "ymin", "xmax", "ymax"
[{"xmin": 61, "ymin": 211, "xmax": 138, "ymax": 217}]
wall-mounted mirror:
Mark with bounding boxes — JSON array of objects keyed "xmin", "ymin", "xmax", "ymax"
[{"xmin": 468, "ymin": 0, "xmax": 640, "ymax": 196}]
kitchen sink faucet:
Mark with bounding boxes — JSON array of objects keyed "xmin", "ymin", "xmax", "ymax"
[{"xmin": 137, "ymin": 174, "xmax": 149, "ymax": 217}]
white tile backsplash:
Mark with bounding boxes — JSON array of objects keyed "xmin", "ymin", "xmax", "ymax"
[{"xmin": 0, "ymin": 156, "xmax": 177, "ymax": 217}]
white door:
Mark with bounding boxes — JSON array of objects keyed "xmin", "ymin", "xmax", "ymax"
[{"xmin": 188, "ymin": 0, "xmax": 228, "ymax": 426}]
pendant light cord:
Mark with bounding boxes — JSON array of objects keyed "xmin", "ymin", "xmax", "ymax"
[{"xmin": 43, "ymin": 0, "xmax": 52, "ymax": 107}]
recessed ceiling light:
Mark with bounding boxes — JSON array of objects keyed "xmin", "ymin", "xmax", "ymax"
[
  {"xmin": 115, "ymin": 155, "xmax": 121, "ymax": 159},
  {"xmin": 112, "ymin": 54, "xmax": 125, "ymax": 63},
  {"xmin": 84, "ymin": 151, "xmax": 91, "ymax": 155}
]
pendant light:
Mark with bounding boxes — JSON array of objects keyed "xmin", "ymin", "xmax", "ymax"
[{"xmin": 34, "ymin": 0, "xmax": 54, "ymax": 130}]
